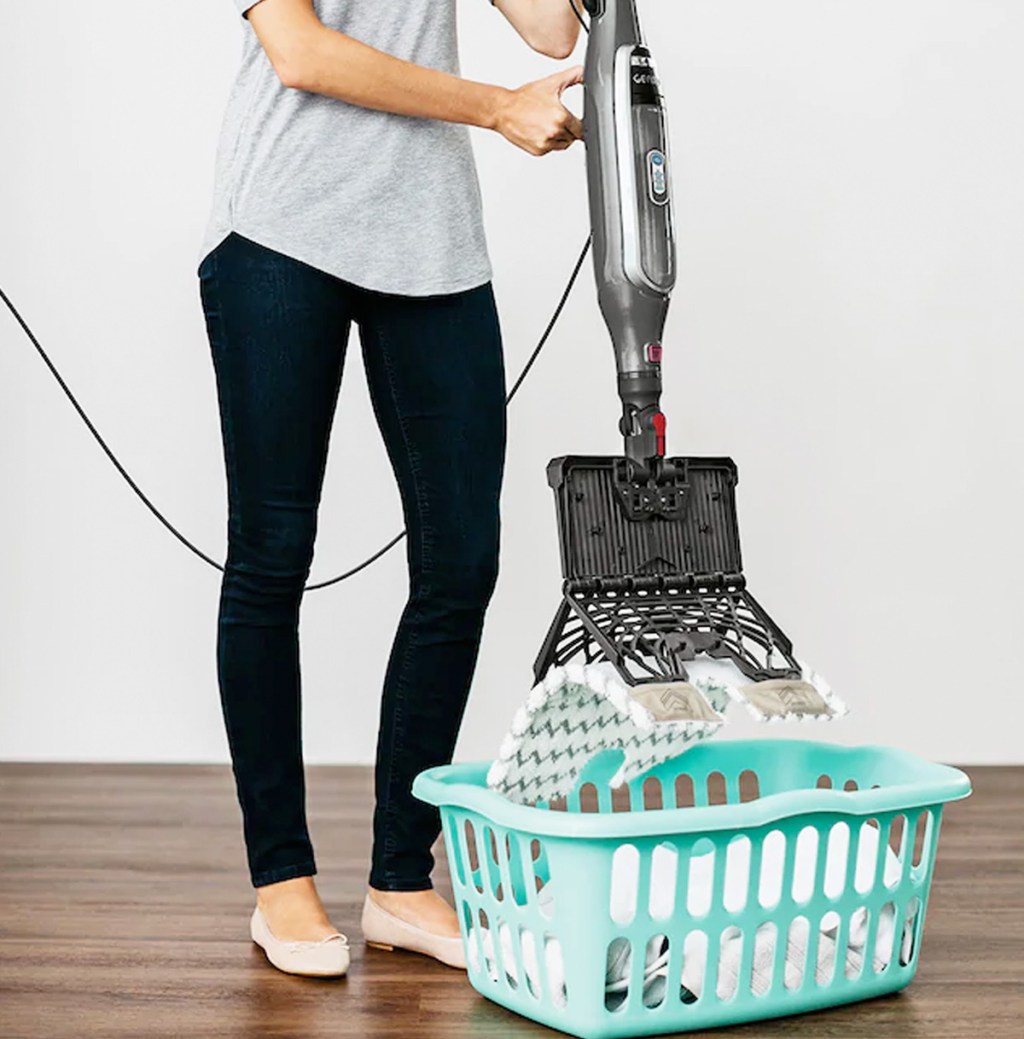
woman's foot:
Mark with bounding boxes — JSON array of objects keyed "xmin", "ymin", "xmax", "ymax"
[
  {"xmin": 366, "ymin": 887, "xmax": 461, "ymax": 937},
  {"xmin": 250, "ymin": 905, "xmax": 349, "ymax": 977},
  {"xmin": 362, "ymin": 886, "xmax": 466, "ymax": 968},
  {"xmin": 255, "ymin": 875, "xmax": 339, "ymax": 942},
  {"xmin": 250, "ymin": 876, "xmax": 349, "ymax": 977}
]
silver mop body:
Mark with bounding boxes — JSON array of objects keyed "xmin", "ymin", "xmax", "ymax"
[{"xmin": 489, "ymin": 0, "xmax": 845, "ymax": 805}]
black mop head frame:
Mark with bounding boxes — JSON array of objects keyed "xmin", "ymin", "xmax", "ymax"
[{"xmin": 534, "ymin": 454, "xmax": 806, "ymax": 690}]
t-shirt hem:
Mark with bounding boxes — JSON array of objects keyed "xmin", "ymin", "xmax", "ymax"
[{"xmin": 198, "ymin": 222, "xmax": 493, "ymax": 298}]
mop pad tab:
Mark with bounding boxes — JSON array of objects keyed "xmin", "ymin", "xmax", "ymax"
[
  {"xmin": 487, "ymin": 662, "xmax": 726, "ymax": 805},
  {"xmin": 738, "ymin": 679, "xmax": 834, "ymax": 719},
  {"xmin": 627, "ymin": 681, "xmax": 724, "ymax": 723},
  {"xmin": 681, "ymin": 654, "xmax": 848, "ymax": 723}
]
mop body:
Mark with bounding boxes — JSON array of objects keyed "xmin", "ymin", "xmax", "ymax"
[{"xmin": 498, "ymin": 0, "xmax": 845, "ymax": 803}]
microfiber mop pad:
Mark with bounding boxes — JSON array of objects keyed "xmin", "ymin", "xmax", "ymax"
[
  {"xmin": 487, "ymin": 657, "xmax": 846, "ymax": 805},
  {"xmin": 486, "ymin": 661, "xmax": 731, "ymax": 805}
]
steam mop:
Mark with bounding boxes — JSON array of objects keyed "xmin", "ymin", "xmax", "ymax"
[{"xmin": 489, "ymin": 0, "xmax": 846, "ymax": 803}]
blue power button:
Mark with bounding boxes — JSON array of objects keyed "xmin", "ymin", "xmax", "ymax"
[{"xmin": 648, "ymin": 149, "xmax": 668, "ymax": 202}]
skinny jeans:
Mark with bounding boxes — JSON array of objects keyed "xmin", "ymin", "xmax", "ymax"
[{"xmin": 198, "ymin": 231, "xmax": 506, "ymax": 890}]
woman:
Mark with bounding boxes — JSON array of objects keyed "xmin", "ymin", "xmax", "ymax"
[{"xmin": 197, "ymin": 0, "xmax": 583, "ymax": 978}]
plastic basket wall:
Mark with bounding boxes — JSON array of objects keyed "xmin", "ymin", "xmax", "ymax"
[{"xmin": 413, "ymin": 739, "xmax": 970, "ymax": 1039}]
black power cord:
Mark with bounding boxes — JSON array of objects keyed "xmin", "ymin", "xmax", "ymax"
[{"xmin": 0, "ymin": 233, "xmax": 592, "ymax": 592}]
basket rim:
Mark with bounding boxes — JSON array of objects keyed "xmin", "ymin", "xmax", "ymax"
[{"xmin": 412, "ymin": 738, "xmax": 972, "ymax": 840}]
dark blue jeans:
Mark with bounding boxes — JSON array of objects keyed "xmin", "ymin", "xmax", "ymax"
[{"xmin": 198, "ymin": 232, "xmax": 506, "ymax": 891}]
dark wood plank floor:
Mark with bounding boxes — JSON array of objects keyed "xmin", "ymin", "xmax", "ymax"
[{"xmin": 0, "ymin": 763, "xmax": 1019, "ymax": 1039}]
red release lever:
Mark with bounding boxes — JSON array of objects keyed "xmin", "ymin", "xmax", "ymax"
[{"xmin": 651, "ymin": 411, "xmax": 667, "ymax": 457}]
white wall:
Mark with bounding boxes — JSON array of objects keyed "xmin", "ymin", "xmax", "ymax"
[{"xmin": 1, "ymin": 1, "xmax": 1021, "ymax": 766}]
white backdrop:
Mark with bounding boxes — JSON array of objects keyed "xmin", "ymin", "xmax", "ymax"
[{"xmin": 1, "ymin": 1, "xmax": 1021, "ymax": 765}]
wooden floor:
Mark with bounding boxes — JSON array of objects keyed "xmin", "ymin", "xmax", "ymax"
[{"xmin": 0, "ymin": 763, "xmax": 1019, "ymax": 1039}]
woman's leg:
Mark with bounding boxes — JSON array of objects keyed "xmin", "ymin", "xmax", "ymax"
[
  {"xmin": 199, "ymin": 233, "xmax": 355, "ymax": 894},
  {"xmin": 354, "ymin": 280, "xmax": 507, "ymax": 895}
]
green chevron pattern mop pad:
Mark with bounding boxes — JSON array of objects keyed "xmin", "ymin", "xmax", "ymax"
[
  {"xmin": 487, "ymin": 661, "xmax": 731, "ymax": 805},
  {"xmin": 487, "ymin": 658, "xmax": 846, "ymax": 806}
]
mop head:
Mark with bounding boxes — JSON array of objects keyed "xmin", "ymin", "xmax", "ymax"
[
  {"xmin": 487, "ymin": 658, "xmax": 846, "ymax": 805},
  {"xmin": 487, "ymin": 661, "xmax": 729, "ymax": 805}
]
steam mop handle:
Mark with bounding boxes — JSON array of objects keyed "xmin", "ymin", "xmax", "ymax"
[{"xmin": 582, "ymin": 0, "xmax": 673, "ymax": 470}]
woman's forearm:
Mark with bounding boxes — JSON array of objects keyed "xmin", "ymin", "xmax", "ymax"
[
  {"xmin": 247, "ymin": 0, "xmax": 583, "ymax": 155},
  {"xmin": 250, "ymin": 5, "xmax": 511, "ymax": 130}
]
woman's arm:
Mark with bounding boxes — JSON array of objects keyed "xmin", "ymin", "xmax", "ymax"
[
  {"xmin": 491, "ymin": 0, "xmax": 583, "ymax": 60},
  {"xmin": 245, "ymin": 0, "xmax": 583, "ymax": 155}
]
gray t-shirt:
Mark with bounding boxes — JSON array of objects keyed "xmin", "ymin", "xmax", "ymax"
[{"xmin": 198, "ymin": 0, "xmax": 493, "ymax": 296}]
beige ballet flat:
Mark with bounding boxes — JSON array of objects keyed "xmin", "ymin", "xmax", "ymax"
[
  {"xmin": 361, "ymin": 893, "xmax": 466, "ymax": 969},
  {"xmin": 250, "ymin": 905, "xmax": 350, "ymax": 977}
]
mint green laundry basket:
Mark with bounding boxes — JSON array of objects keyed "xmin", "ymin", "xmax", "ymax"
[{"xmin": 413, "ymin": 739, "xmax": 970, "ymax": 1039}]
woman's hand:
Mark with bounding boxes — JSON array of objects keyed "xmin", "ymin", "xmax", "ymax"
[{"xmin": 492, "ymin": 65, "xmax": 584, "ymax": 155}]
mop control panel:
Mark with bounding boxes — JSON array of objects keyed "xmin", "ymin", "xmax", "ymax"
[{"xmin": 616, "ymin": 45, "xmax": 675, "ymax": 294}]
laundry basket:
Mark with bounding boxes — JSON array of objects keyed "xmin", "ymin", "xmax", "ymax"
[{"xmin": 412, "ymin": 739, "xmax": 970, "ymax": 1039}]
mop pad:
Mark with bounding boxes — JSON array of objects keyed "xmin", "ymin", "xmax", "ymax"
[
  {"xmin": 467, "ymin": 819, "xmax": 905, "ymax": 1005},
  {"xmin": 487, "ymin": 657, "xmax": 846, "ymax": 805},
  {"xmin": 486, "ymin": 661, "xmax": 731, "ymax": 805}
]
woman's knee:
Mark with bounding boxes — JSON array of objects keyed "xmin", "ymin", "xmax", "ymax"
[
  {"xmin": 224, "ymin": 512, "xmax": 318, "ymax": 598},
  {"xmin": 461, "ymin": 547, "xmax": 501, "ymax": 606},
  {"xmin": 418, "ymin": 541, "xmax": 501, "ymax": 612}
]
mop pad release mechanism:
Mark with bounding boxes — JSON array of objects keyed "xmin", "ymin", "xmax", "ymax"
[{"xmin": 533, "ymin": 0, "xmax": 835, "ymax": 722}]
